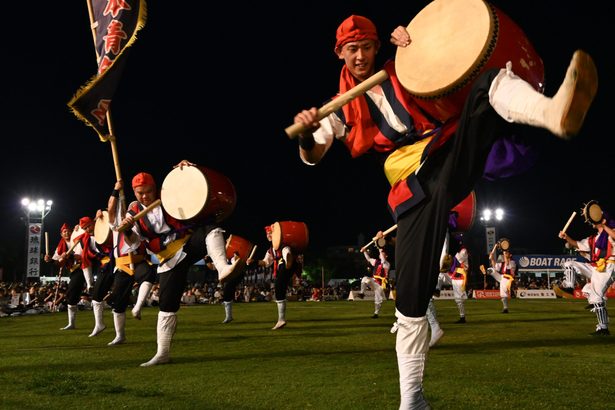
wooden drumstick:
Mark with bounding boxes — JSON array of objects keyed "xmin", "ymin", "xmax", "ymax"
[
  {"xmin": 561, "ymin": 211, "xmax": 576, "ymax": 234},
  {"xmin": 117, "ymin": 199, "xmax": 162, "ymax": 232},
  {"xmin": 285, "ymin": 70, "xmax": 389, "ymax": 138},
  {"xmin": 248, "ymin": 245, "xmax": 257, "ymax": 261},
  {"xmin": 45, "ymin": 232, "xmax": 49, "ymax": 256},
  {"xmin": 360, "ymin": 224, "xmax": 398, "ymax": 253}
]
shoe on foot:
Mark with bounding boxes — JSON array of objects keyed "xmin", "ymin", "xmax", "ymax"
[
  {"xmin": 590, "ymin": 328, "xmax": 610, "ymax": 336},
  {"xmin": 272, "ymin": 320, "xmax": 286, "ymax": 330},
  {"xmin": 60, "ymin": 324, "xmax": 75, "ymax": 330},
  {"xmin": 502, "ymin": 309, "xmax": 509, "ymax": 314},
  {"xmin": 88, "ymin": 325, "xmax": 106, "ymax": 337},
  {"xmin": 552, "ymin": 50, "xmax": 599, "ymax": 139},
  {"xmin": 358, "ymin": 292, "xmax": 365, "ymax": 299},
  {"xmin": 455, "ymin": 317, "xmax": 466, "ymax": 324},
  {"xmin": 429, "ymin": 328, "xmax": 445, "ymax": 348},
  {"xmin": 371, "ymin": 314, "xmax": 379, "ymax": 319},
  {"xmin": 107, "ymin": 336, "xmax": 126, "ymax": 346},
  {"xmin": 222, "ymin": 317, "xmax": 233, "ymax": 324},
  {"xmin": 140, "ymin": 355, "xmax": 170, "ymax": 367},
  {"xmin": 132, "ymin": 307, "xmax": 141, "ymax": 320}
]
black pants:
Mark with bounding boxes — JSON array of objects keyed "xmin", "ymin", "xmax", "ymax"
[
  {"xmin": 159, "ymin": 226, "xmax": 212, "ymax": 312},
  {"xmin": 92, "ymin": 261, "xmax": 115, "ymax": 303},
  {"xmin": 108, "ymin": 261, "xmax": 157, "ymax": 313},
  {"xmin": 223, "ymin": 271, "xmax": 245, "ymax": 302},
  {"xmin": 274, "ymin": 261, "xmax": 294, "ymax": 301},
  {"xmin": 395, "ymin": 69, "xmax": 510, "ymax": 318},
  {"xmin": 66, "ymin": 268, "xmax": 86, "ymax": 305}
]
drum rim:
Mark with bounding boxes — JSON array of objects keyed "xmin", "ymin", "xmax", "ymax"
[{"xmin": 583, "ymin": 200, "xmax": 603, "ymax": 224}]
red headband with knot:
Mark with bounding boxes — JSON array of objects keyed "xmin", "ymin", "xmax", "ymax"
[
  {"xmin": 264, "ymin": 225, "xmax": 272, "ymax": 234},
  {"xmin": 132, "ymin": 172, "xmax": 155, "ymax": 189},
  {"xmin": 60, "ymin": 223, "xmax": 71, "ymax": 233},
  {"xmin": 79, "ymin": 217, "xmax": 93, "ymax": 229},
  {"xmin": 334, "ymin": 15, "xmax": 379, "ymax": 53}
]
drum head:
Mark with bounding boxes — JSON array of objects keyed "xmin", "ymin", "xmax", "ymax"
[
  {"xmin": 498, "ymin": 238, "xmax": 511, "ymax": 251},
  {"xmin": 395, "ymin": 0, "xmax": 493, "ymax": 97},
  {"xmin": 583, "ymin": 200, "xmax": 603, "ymax": 224},
  {"xmin": 161, "ymin": 166, "xmax": 209, "ymax": 221},
  {"xmin": 94, "ymin": 211, "xmax": 112, "ymax": 245},
  {"xmin": 375, "ymin": 237, "xmax": 387, "ymax": 249}
]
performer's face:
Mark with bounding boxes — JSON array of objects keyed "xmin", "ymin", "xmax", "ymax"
[
  {"xmin": 337, "ymin": 39, "xmax": 379, "ymax": 82},
  {"xmin": 134, "ymin": 184, "xmax": 157, "ymax": 206},
  {"xmin": 61, "ymin": 229, "xmax": 70, "ymax": 239}
]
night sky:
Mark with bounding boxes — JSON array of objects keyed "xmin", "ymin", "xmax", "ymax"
[{"xmin": 1, "ymin": 1, "xmax": 613, "ymax": 278}]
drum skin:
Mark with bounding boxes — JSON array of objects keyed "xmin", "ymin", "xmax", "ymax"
[
  {"xmin": 583, "ymin": 200, "xmax": 603, "ymax": 224},
  {"xmin": 272, "ymin": 221, "xmax": 309, "ymax": 252},
  {"xmin": 225, "ymin": 234, "xmax": 255, "ymax": 261},
  {"xmin": 498, "ymin": 238, "xmax": 511, "ymax": 251},
  {"xmin": 395, "ymin": 0, "xmax": 544, "ymax": 122},
  {"xmin": 161, "ymin": 165, "xmax": 236, "ymax": 224},
  {"xmin": 94, "ymin": 210, "xmax": 113, "ymax": 246},
  {"xmin": 451, "ymin": 191, "xmax": 476, "ymax": 232}
]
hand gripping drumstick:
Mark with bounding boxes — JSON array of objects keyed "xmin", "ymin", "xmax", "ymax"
[
  {"xmin": 360, "ymin": 224, "xmax": 398, "ymax": 253},
  {"xmin": 117, "ymin": 199, "xmax": 162, "ymax": 232},
  {"xmin": 285, "ymin": 70, "xmax": 389, "ymax": 138},
  {"xmin": 561, "ymin": 211, "xmax": 576, "ymax": 234}
]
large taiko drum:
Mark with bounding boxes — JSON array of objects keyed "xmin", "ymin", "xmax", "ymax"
[
  {"xmin": 271, "ymin": 221, "xmax": 309, "ymax": 252},
  {"xmin": 395, "ymin": 0, "xmax": 544, "ymax": 122},
  {"xmin": 226, "ymin": 234, "xmax": 256, "ymax": 261},
  {"xmin": 451, "ymin": 191, "xmax": 476, "ymax": 232},
  {"xmin": 94, "ymin": 211, "xmax": 113, "ymax": 246},
  {"xmin": 161, "ymin": 165, "xmax": 236, "ymax": 224}
]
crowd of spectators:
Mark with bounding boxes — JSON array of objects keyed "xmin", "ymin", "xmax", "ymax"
[{"xmin": 0, "ymin": 278, "xmax": 355, "ymax": 318}]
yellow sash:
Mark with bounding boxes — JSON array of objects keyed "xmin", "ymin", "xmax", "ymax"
[
  {"xmin": 115, "ymin": 254, "xmax": 145, "ymax": 276},
  {"xmin": 383, "ymin": 136, "xmax": 434, "ymax": 186},
  {"xmin": 374, "ymin": 275, "xmax": 388, "ymax": 289},
  {"xmin": 155, "ymin": 234, "xmax": 191, "ymax": 264}
]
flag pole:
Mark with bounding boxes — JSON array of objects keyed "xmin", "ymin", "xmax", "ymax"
[{"xmin": 85, "ymin": 0, "xmax": 126, "ymax": 207}]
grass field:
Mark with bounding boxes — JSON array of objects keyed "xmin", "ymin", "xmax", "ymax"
[{"xmin": 1, "ymin": 298, "xmax": 614, "ymax": 410}]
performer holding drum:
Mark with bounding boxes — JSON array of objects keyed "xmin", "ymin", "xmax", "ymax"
[
  {"xmin": 44, "ymin": 222, "xmax": 79, "ymax": 327},
  {"xmin": 119, "ymin": 160, "xmax": 243, "ymax": 366},
  {"xmin": 290, "ymin": 4, "xmax": 598, "ymax": 407},
  {"xmin": 483, "ymin": 239, "xmax": 516, "ymax": 314},
  {"xmin": 249, "ymin": 222, "xmax": 307, "ymax": 330},
  {"xmin": 220, "ymin": 234, "xmax": 256, "ymax": 324},
  {"xmin": 558, "ymin": 201, "xmax": 614, "ymax": 336}
]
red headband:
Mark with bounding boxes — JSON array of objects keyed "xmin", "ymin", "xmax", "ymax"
[
  {"xmin": 132, "ymin": 172, "xmax": 155, "ymax": 189},
  {"xmin": 79, "ymin": 217, "xmax": 93, "ymax": 229},
  {"xmin": 60, "ymin": 223, "xmax": 71, "ymax": 233},
  {"xmin": 335, "ymin": 15, "xmax": 379, "ymax": 53},
  {"xmin": 264, "ymin": 225, "xmax": 272, "ymax": 234}
]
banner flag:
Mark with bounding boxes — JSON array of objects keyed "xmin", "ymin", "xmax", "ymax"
[{"xmin": 68, "ymin": 0, "xmax": 146, "ymax": 141}]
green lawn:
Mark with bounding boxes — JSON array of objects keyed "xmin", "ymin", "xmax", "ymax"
[{"xmin": 1, "ymin": 298, "xmax": 613, "ymax": 409}]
